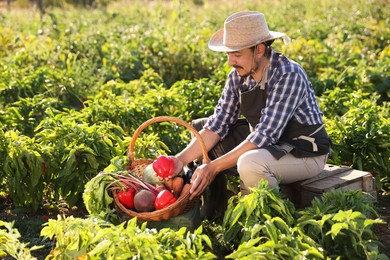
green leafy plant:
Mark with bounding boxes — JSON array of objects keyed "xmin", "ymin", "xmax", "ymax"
[
  {"xmin": 0, "ymin": 125, "xmax": 8, "ymax": 192},
  {"xmin": 299, "ymin": 189, "xmax": 378, "ymax": 219},
  {"xmin": 172, "ymin": 78, "xmax": 222, "ymax": 120},
  {"xmin": 0, "ymin": 220, "xmax": 42, "ymax": 259},
  {"xmin": 297, "ymin": 210, "xmax": 385, "ymax": 259},
  {"xmin": 36, "ymin": 115, "xmax": 126, "ymax": 207},
  {"xmin": 40, "ymin": 216, "xmax": 216, "ymax": 259},
  {"xmin": 223, "ymin": 181, "xmax": 296, "ymax": 247},
  {"xmin": 226, "ymin": 215, "xmax": 323, "ymax": 259},
  {"xmin": 83, "ymin": 171, "xmax": 119, "ymax": 223},
  {"xmin": 3, "ymin": 130, "xmax": 45, "ymax": 211},
  {"xmin": 0, "ymin": 96, "xmax": 64, "ymax": 137},
  {"xmin": 297, "ymin": 189, "xmax": 386, "ymax": 259},
  {"xmin": 325, "ymin": 91, "xmax": 389, "ymax": 183}
]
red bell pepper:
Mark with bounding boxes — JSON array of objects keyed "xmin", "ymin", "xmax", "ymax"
[
  {"xmin": 152, "ymin": 155, "xmax": 174, "ymax": 178},
  {"xmin": 154, "ymin": 189, "xmax": 177, "ymax": 210},
  {"xmin": 117, "ymin": 188, "xmax": 136, "ymax": 209}
]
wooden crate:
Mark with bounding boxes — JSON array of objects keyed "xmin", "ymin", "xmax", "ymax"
[{"xmin": 281, "ymin": 164, "xmax": 377, "ymax": 208}]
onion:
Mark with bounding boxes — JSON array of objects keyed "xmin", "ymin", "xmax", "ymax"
[{"xmin": 142, "ymin": 163, "xmax": 163, "ymax": 185}]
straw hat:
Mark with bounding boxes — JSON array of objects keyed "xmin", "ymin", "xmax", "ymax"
[{"xmin": 208, "ymin": 11, "xmax": 289, "ymax": 52}]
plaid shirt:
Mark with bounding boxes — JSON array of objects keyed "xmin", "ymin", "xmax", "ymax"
[{"xmin": 204, "ymin": 51, "xmax": 324, "ymax": 148}]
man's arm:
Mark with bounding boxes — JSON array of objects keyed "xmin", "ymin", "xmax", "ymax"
[{"xmin": 176, "ymin": 128, "xmax": 220, "ymax": 166}]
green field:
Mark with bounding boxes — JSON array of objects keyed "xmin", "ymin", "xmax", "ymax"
[{"xmin": 0, "ymin": 0, "xmax": 389, "ymax": 258}]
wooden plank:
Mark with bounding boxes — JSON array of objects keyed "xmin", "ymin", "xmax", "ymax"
[
  {"xmin": 363, "ymin": 175, "xmax": 375, "ymax": 192},
  {"xmin": 300, "ymin": 164, "xmax": 352, "ymax": 185},
  {"xmin": 303, "ymin": 177, "xmax": 358, "ymax": 192},
  {"xmin": 301, "ymin": 168, "xmax": 373, "ymax": 193}
]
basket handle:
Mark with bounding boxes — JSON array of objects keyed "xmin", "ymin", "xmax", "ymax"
[{"xmin": 128, "ymin": 116, "xmax": 210, "ymax": 165}]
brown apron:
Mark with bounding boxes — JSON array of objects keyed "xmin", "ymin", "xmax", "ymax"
[{"xmin": 240, "ymin": 63, "xmax": 270, "ymax": 131}]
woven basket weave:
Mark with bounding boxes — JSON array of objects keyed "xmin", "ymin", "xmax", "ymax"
[{"xmin": 113, "ymin": 116, "xmax": 210, "ymax": 222}]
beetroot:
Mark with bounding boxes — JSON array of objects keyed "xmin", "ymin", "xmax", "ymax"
[{"xmin": 133, "ymin": 189, "xmax": 156, "ymax": 212}]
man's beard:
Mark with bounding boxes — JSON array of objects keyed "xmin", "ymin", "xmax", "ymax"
[
  {"xmin": 234, "ymin": 60, "xmax": 261, "ymax": 78},
  {"xmin": 250, "ymin": 59, "xmax": 261, "ymax": 76}
]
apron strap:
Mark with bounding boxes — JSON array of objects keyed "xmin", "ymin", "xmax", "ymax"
[
  {"xmin": 260, "ymin": 64, "xmax": 270, "ymax": 90},
  {"xmin": 292, "ymin": 124, "xmax": 324, "ymax": 152}
]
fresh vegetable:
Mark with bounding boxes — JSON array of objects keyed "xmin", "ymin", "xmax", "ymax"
[
  {"xmin": 154, "ymin": 189, "xmax": 177, "ymax": 210},
  {"xmin": 142, "ymin": 163, "xmax": 163, "ymax": 185},
  {"xmin": 109, "ymin": 172, "xmax": 161, "ymax": 212},
  {"xmin": 134, "ymin": 189, "xmax": 156, "ymax": 212},
  {"xmin": 155, "ymin": 183, "xmax": 165, "ymax": 192},
  {"xmin": 152, "ymin": 155, "xmax": 174, "ymax": 178},
  {"xmin": 117, "ymin": 188, "xmax": 135, "ymax": 209},
  {"xmin": 163, "ymin": 176, "xmax": 185, "ymax": 198},
  {"xmin": 164, "ymin": 178, "xmax": 174, "ymax": 191},
  {"xmin": 114, "ymin": 172, "xmax": 160, "ymax": 197},
  {"xmin": 83, "ymin": 172, "xmax": 116, "ymax": 216},
  {"xmin": 173, "ymin": 177, "xmax": 185, "ymax": 198},
  {"xmin": 173, "ymin": 177, "xmax": 184, "ymax": 192}
]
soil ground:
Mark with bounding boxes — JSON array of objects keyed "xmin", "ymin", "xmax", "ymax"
[{"xmin": 0, "ymin": 194, "xmax": 389, "ymax": 259}]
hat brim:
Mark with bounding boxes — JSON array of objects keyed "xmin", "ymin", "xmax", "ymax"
[{"xmin": 208, "ymin": 28, "xmax": 286, "ymax": 52}]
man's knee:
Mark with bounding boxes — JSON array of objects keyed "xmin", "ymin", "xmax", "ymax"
[
  {"xmin": 237, "ymin": 150, "xmax": 266, "ymax": 174},
  {"xmin": 237, "ymin": 150, "xmax": 278, "ymax": 193}
]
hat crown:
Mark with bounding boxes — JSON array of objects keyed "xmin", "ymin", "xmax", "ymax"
[
  {"xmin": 208, "ymin": 11, "xmax": 287, "ymax": 52},
  {"xmin": 223, "ymin": 11, "xmax": 270, "ymax": 49}
]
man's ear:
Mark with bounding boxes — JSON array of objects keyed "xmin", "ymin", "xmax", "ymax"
[{"xmin": 255, "ymin": 44, "xmax": 266, "ymax": 56}]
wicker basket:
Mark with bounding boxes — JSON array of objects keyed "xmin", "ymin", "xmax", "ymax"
[{"xmin": 113, "ymin": 116, "xmax": 210, "ymax": 222}]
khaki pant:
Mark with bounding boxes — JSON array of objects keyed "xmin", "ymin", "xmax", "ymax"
[{"xmin": 237, "ymin": 149, "xmax": 327, "ymax": 195}]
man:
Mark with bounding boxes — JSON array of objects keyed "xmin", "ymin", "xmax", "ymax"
[{"xmin": 172, "ymin": 11, "xmax": 331, "ymax": 219}]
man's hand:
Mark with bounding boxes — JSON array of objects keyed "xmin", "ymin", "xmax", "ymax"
[
  {"xmin": 189, "ymin": 163, "xmax": 217, "ymax": 200},
  {"xmin": 167, "ymin": 156, "xmax": 184, "ymax": 177}
]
